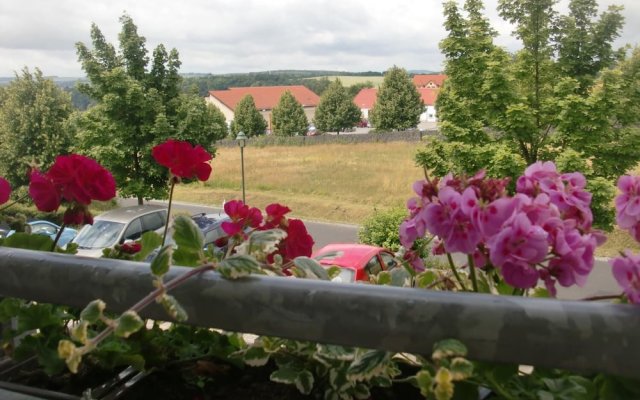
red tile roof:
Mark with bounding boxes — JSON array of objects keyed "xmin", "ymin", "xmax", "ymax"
[
  {"xmin": 413, "ymin": 74, "xmax": 447, "ymax": 88},
  {"xmin": 208, "ymin": 85, "xmax": 320, "ymax": 111},
  {"xmin": 418, "ymin": 88, "xmax": 439, "ymax": 106},
  {"xmin": 353, "ymin": 87, "xmax": 440, "ymax": 108},
  {"xmin": 353, "ymin": 88, "xmax": 378, "ymax": 109}
]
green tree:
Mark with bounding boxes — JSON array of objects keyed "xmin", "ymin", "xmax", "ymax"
[
  {"xmin": 369, "ymin": 66, "xmax": 423, "ymax": 131},
  {"xmin": 75, "ymin": 14, "xmax": 220, "ymax": 204},
  {"xmin": 229, "ymin": 95, "xmax": 267, "ymax": 138},
  {"xmin": 424, "ymin": 0, "xmax": 634, "ymax": 229},
  {"xmin": 556, "ymin": 0, "xmax": 625, "ymax": 92},
  {"xmin": 271, "ymin": 91, "xmax": 308, "ymax": 137},
  {"xmin": 347, "ymin": 81, "xmax": 375, "ymax": 98},
  {"xmin": 0, "ymin": 67, "xmax": 74, "ymax": 188},
  {"xmin": 313, "ymin": 79, "xmax": 362, "ymax": 135}
]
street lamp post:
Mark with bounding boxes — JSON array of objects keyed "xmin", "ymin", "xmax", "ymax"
[{"xmin": 236, "ymin": 131, "xmax": 247, "ymax": 203}]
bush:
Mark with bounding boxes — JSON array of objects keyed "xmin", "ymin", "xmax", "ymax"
[{"xmin": 358, "ymin": 207, "xmax": 407, "ymax": 251}]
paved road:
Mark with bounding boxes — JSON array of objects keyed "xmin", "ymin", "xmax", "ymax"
[
  {"xmin": 118, "ymin": 198, "xmax": 619, "ymax": 300},
  {"xmin": 118, "ymin": 198, "xmax": 360, "ymax": 250}
]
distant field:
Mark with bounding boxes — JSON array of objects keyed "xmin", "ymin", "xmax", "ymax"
[
  {"xmin": 173, "ymin": 142, "xmax": 424, "ymax": 224},
  {"xmin": 309, "ymin": 75, "xmax": 385, "ymax": 87}
]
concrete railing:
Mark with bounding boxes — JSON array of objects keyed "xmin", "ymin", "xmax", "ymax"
[{"xmin": 0, "ymin": 247, "xmax": 638, "ymax": 379}]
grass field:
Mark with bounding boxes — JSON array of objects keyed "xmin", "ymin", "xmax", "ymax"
[
  {"xmin": 308, "ymin": 75, "xmax": 385, "ymax": 87},
  {"xmin": 173, "ymin": 141, "xmax": 640, "ymax": 257},
  {"xmin": 173, "ymin": 142, "xmax": 424, "ymax": 223}
]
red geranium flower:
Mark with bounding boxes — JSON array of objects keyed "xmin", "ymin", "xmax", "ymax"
[
  {"xmin": 264, "ymin": 203, "xmax": 291, "ymax": 229},
  {"xmin": 282, "ymin": 219, "xmax": 314, "ymax": 260},
  {"xmin": 152, "ymin": 139, "xmax": 212, "ymax": 181},
  {"xmin": 0, "ymin": 177, "xmax": 11, "ymax": 205},
  {"xmin": 221, "ymin": 200, "xmax": 263, "ymax": 237},
  {"xmin": 121, "ymin": 242, "xmax": 142, "ymax": 254},
  {"xmin": 29, "ymin": 155, "xmax": 116, "ymax": 218}
]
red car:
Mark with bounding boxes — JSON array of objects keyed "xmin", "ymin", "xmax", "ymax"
[{"xmin": 312, "ymin": 243, "xmax": 398, "ymax": 283}]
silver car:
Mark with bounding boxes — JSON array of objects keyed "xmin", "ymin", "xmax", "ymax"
[{"xmin": 72, "ymin": 205, "xmax": 168, "ymax": 257}]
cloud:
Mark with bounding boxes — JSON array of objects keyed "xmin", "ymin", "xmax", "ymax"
[{"xmin": 0, "ymin": 0, "xmax": 638, "ymax": 77}]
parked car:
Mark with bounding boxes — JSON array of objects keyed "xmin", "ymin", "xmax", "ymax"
[
  {"xmin": 306, "ymin": 125, "xmax": 319, "ymax": 136},
  {"xmin": 4, "ymin": 220, "xmax": 78, "ymax": 248},
  {"xmin": 189, "ymin": 212, "xmax": 232, "ymax": 248},
  {"xmin": 312, "ymin": 243, "xmax": 398, "ymax": 283},
  {"xmin": 72, "ymin": 205, "xmax": 168, "ymax": 257}
]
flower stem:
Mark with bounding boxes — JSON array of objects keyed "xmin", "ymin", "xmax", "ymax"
[
  {"xmin": 162, "ymin": 180, "xmax": 175, "ymax": 246},
  {"xmin": 0, "ymin": 193, "xmax": 30, "ymax": 213},
  {"xmin": 581, "ymin": 293, "xmax": 623, "ymax": 302},
  {"xmin": 446, "ymin": 253, "xmax": 468, "ymax": 291},
  {"xmin": 50, "ymin": 222, "xmax": 66, "ymax": 252},
  {"xmin": 467, "ymin": 254, "xmax": 479, "ymax": 293},
  {"xmin": 90, "ymin": 262, "xmax": 215, "ymax": 346}
]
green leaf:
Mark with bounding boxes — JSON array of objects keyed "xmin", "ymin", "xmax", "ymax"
[
  {"xmin": 389, "ymin": 266, "xmax": 411, "ymax": 286},
  {"xmin": 449, "ymin": 357, "xmax": 474, "ymax": 380},
  {"xmin": 0, "ymin": 298, "xmax": 23, "ymax": 322},
  {"xmin": 172, "ymin": 246, "xmax": 201, "ymax": 267},
  {"xmin": 432, "ymin": 339, "xmax": 467, "ymax": 360},
  {"xmin": 326, "ymin": 266, "xmax": 342, "ymax": 280},
  {"xmin": 371, "ymin": 375, "xmax": 393, "ymax": 388},
  {"xmin": 295, "ymin": 370, "xmax": 315, "ymax": 395},
  {"xmin": 159, "ymin": 294, "xmax": 188, "ymax": 322},
  {"xmin": 315, "ymin": 344, "xmax": 356, "ymax": 362},
  {"xmin": 150, "ymin": 244, "xmax": 173, "ymax": 276},
  {"xmin": 496, "ymin": 280, "xmax": 516, "ymax": 295},
  {"xmin": 377, "ymin": 271, "xmax": 392, "ymax": 285},
  {"xmin": 114, "ymin": 311, "xmax": 144, "ymax": 338},
  {"xmin": 243, "ymin": 346, "xmax": 270, "ymax": 366},
  {"xmin": 328, "ymin": 369, "xmax": 350, "ymax": 392},
  {"xmin": 354, "ymin": 383, "xmax": 371, "ymax": 399},
  {"xmin": 293, "ymin": 256, "xmax": 330, "ymax": 280},
  {"xmin": 434, "ymin": 367, "xmax": 454, "ymax": 400},
  {"xmin": 217, "ymin": 254, "xmax": 262, "ymax": 279},
  {"xmin": 236, "ymin": 229, "xmax": 287, "ymax": 257},
  {"xmin": 80, "ymin": 299, "xmax": 106, "ymax": 323},
  {"xmin": 70, "ymin": 321, "xmax": 89, "ymax": 344},
  {"xmin": 58, "ymin": 339, "xmax": 83, "ymax": 374},
  {"xmin": 17, "ymin": 303, "xmax": 68, "ymax": 332},
  {"xmin": 270, "ymin": 366, "xmax": 299, "ymax": 385},
  {"xmin": 173, "ymin": 214, "xmax": 204, "ymax": 254},
  {"xmin": 2, "ymin": 232, "xmax": 52, "ymax": 251},
  {"xmin": 133, "ymin": 231, "xmax": 163, "ymax": 261},
  {"xmin": 416, "ymin": 270, "xmax": 438, "ymax": 288},
  {"xmin": 416, "ymin": 370, "xmax": 434, "ymax": 397},
  {"xmin": 346, "ymin": 350, "xmax": 389, "ymax": 381},
  {"xmin": 531, "ymin": 287, "xmax": 551, "ymax": 298}
]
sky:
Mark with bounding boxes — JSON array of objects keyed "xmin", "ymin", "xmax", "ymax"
[{"xmin": 1, "ymin": 0, "xmax": 639, "ymax": 78}]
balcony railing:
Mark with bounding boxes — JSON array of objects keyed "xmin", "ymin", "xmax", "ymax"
[{"xmin": 1, "ymin": 247, "xmax": 638, "ymax": 379}]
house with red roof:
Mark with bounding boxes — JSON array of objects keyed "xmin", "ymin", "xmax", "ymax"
[
  {"xmin": 353, "ymin": 87, "xmax": 441, "ymax": 123},
  {"xmin": 412, "ymin": 74, "xmax": 447, "ymax": 89},
  {"xmin": 206, "ymin": 85, "xmax": 320, "ymax": 132}
]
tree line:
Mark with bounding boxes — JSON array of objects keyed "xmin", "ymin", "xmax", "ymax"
[{"xmin": 423, "ymin": 0, "xmax": 638, "ymax": 230}]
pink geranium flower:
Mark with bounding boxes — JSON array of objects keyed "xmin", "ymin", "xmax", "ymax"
[
  {"xmin": 610, "ymin": 251, "xmax": 640, "ymax": 304},
  {"xmin": 488, "ymin": 211, "xmax": 548, "ymax": 274},
  {"xmin": 0, "ymin": 177, "xmax": 10, "ymax": 205},
  {"xmin": 615, "ymin": 175, "xmax": 640, "ymax": 241},
  {"xmin": 424, "ymin": 187, "xmax": 481, "ymax": 254}
]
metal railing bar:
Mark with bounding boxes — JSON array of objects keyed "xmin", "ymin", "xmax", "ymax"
[{"xmin": 0, "ymin": 247, "xmax": 638, "ymax": 378}]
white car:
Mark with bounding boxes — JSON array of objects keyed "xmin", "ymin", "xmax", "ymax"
[{"xmin": 72, "ymin": 205, "xmax": 168, "ymax": 257}]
